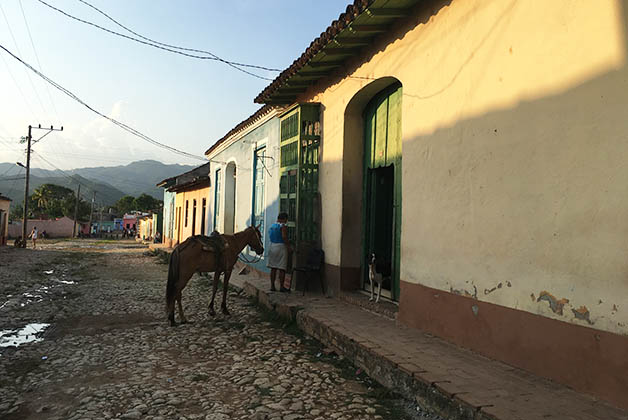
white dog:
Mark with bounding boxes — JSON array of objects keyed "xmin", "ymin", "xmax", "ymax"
[{"xmin": 368, "ymin": 253, "xmax": 390, "ymax": 303}]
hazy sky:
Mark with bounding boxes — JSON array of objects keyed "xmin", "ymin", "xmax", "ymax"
[{"xmin": 0, "ymin": 0, "xmax": 347, "ymax": 170}]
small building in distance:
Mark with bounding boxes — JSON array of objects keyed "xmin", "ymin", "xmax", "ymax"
[
  {"xmin": 0, "ymin": 194, "xmax": 11, "ymax": 246},
  {"xmin": 158, "ymin": 162, "xmax": 211, "ymax": 247}
]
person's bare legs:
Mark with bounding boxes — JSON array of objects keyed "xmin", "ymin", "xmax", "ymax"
[
  {"xmin": 279, "ymin": 269, "xmax": 289, "ymax": 291},
  {"xmin": 270, "ymin": 268, "xmax": 277, "ymax": 291}
]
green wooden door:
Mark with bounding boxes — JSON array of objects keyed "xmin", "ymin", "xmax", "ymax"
[{"xmin": 363, "ymin": 83, "xmax": 402, "ymax": 300}]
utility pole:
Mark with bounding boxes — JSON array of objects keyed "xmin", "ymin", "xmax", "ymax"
[
  {"xmin": 99, "ymin": 205, "xmax": 103, "ymax": 237},
  {"xmin": 88, "ymin": 191, "xmax": 96, "ymax": 237},
  {"xmin": 72, "ymin": 184, "xmax": 81, "ymax": 237},
  {"xmin": 20, "ymin": 124, "xmax": 63, "ymax": 248}
]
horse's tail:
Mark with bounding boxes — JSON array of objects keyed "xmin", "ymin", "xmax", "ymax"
[{"xmin": 166, "ymin": 246, "xmax": 180, "ymax": 312}]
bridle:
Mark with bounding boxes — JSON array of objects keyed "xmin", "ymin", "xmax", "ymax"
[{"xmin": 238, "ymin": 226, "xmax": 264, "ymax": 264}]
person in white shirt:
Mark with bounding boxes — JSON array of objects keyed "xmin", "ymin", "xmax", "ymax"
[{"xmin": 29, "ymin": 226, "xmax": 38, "ymax": 249}]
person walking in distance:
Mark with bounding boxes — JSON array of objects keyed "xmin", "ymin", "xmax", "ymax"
[
  {"xmin": 29, "ymin": 226, "xmax": 38, "ymax": 249},
  {"xmin": 268, "ymin": 212, "xmax": 291, "ymax": 292}
]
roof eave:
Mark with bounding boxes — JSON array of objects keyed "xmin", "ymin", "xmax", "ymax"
[{"xmin": 254, "ymin": 0, "xmax": 421, "ymax": 104}]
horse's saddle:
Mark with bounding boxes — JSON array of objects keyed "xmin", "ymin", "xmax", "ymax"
[{"xmin": 193, "ymin": 234, "xmax": 225, "ymax": 254}]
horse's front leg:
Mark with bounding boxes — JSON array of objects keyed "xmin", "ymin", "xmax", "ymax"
[
  {"xmin": 209, "ymin": 270, "xmax": 221, "ymax": 316},
  {"xmin": 221, "ymin": 270, "xmax": 232, "ymax": 315}
]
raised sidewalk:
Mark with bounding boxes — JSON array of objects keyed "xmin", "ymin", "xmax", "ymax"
[{"xmin": 229, "ymin": 263, "xmax": 628, "ymax": 420}]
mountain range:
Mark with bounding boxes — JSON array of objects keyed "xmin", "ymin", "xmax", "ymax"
[{"xmin": 0, "ymin": 160, "xmax": 196, "ymax": 206}]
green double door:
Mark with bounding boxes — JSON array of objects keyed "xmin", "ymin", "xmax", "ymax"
[{"xmin": 363, "ymin": 83, "xmax": 402, "ymax": 301}]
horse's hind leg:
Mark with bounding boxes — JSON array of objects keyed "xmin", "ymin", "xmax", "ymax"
[
  {"xmin": 176, "ymin": 291, "xmax": 188, "ymax": 324},
  {"xmin": 168, "ymin": 304, "xmax": 176, "ymax": 326},
  {"xmin": 221, "ymin": 270, "xmax": 232, "ymax": 315},
  {"xmin": 209, "ymin": 271, "xmax": 220, "ymax": 317}
]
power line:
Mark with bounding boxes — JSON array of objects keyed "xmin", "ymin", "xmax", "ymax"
[
  {"xmin": 4, "ymin": 167, "xmax": 25, "ymax": 200},
  {"xmin": 76, "ymin": 0, "xmax": 281, "ymax": 74},
  {"xmin": 18, "ymin": 0, "xmax": 61, "ymax": 120},
  {"xmin": 0, "ymin": 53, "xmax": 39, "ymax": 120},
  {"xmin": 33, "ymin": 153, "xmax": 94, "ymax": 192},
  {"xmin": 0, "ymin": 43, "xmax": 208, "ymax": 162},
  {"xmin": 36, "ymin": 0, "xmax": 279, "ymax": 81},
  {"xmin": 0, "ymin": 3, "xmax": 48, "ymax": 115}
]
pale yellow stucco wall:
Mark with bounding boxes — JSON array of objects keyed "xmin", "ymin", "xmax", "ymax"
[
  {"xmin": 300, "ymin": 0, "xmax": 628, "ymax": 334},
  {"xmin": 173, "ymin": 186, "xmax": 210, "ymax": 245}
]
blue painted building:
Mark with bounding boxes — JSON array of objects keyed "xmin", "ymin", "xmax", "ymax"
[{"xmin": 205, "ymin": 105, "xmax": 282, "ymax": 273}]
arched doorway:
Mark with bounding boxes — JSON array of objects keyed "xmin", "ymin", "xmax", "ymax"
[
  {"xmin": 224, "ymin": 162, "xmax": 237, "ymax": 234},
  {"xmin": 363, "ymin": 83, "xmax": 402, "ymax": 300},
  {"xmin": 341, "ymin": 78, "xmax": 402, "ymax": 300}
]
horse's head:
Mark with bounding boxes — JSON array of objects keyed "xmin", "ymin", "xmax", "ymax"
[{"xmin": 247, "ymin": 225, "xmax": 264, "ymax": 255}]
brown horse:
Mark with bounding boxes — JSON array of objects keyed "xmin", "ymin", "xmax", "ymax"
[{"xmin": 166, "ymin": 226, "xmax": 263, "ymax": 326}]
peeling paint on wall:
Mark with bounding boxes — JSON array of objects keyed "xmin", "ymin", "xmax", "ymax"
[
  {"xmin": 572, "ymin": 306, "xmax": 594, "ymax": 325},
  {"xmin": 484, "ymin": 282, "xmax": 503, "ymax": 295},
  {"xmin": 471, "ymin": 305, "xmax": 479, "ymax": 316},
  {"xmin": 450, "ymin": 285, "xmax": 478, "ymax": 299},
  {"xmin": 537, "ymin": 291, "xmax": 570, "ymax": 315}
]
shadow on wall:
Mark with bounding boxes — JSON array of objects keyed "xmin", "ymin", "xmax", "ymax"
[
  {"xmin": 394, "ymin": 36, "xmax": 628, "ymax": 410},
  {"xmin": 316, "ymin": 0, "xmax": 628, "ymax": 408}
]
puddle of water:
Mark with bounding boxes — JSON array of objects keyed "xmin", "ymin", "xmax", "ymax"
[
  {"xmin": 0, "ymin": 323, "xmax": 50, "ymax": 348},
  {"xmin": 54, "ymin": 279, "xmax": 76, "ymax": 285}
]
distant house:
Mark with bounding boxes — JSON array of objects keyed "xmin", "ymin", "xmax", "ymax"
[
  {"xmin": 151, "ymin": 212, "xmax": 162, "ymax": 241},
  {"xmin": 157, "ymin": 162, "xmax": 211, "ymax": 247},
  {"xmin": 137, "ymin": 215, "xmax": 153, "ymax": 241},
  {"xmin": 156, "ymin": 177, "xmax": 176, "ymax": 247},
  {"xmin": 122, "ymin": 214, "xmax": 137, "ymax": 231},
  {"xmin": 113, "ymin": 217, "xmax": 124, "ymax": 231},
  {"xmin": 0, "ymin": 195, "xmax": 11, "ymax": 246},
  {"xmin": 92, "ymin": 220, "xmax": 115, "ymax": 234}
]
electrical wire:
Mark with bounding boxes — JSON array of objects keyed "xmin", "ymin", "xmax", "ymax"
[
  {"xmin": 0, "ymin": 43, "xmax": 208, "ymax": 162},
  {"xmin": 76, "ymin": 0, "xmax": 282, "ymax": 74},
  {"xmin": 0, "ymin": 53, "xmax": 39, "ymax": 120},
  {"xmin": 33, "ymin": 153, "xmax": 97, "ymax": 197},
  {"xmin": 0, "ymin": 3, "xmax": 48, "ymax": 115},
  {"xmin": 4, "ymin": 167, "xmax": 24, "ymax": 200},
  {"xmin": 36, "ymin": 0, "xmax": 278, "ymax": 81},
  {"xmin": 18, "ymin": 0, "xmax": 61, "ymax": 121}
]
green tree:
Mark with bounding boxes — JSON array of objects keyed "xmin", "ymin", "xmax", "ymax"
[
  {"xmin": 133, "ymin": 193, "xmax": 162, "ymax": 212},
  {"xmin": 29, "ymin": 184, "xmax": 75, "ymax": 219},
  {"xmin": 9, "ymin": 203, "xmax": 23, "ymax": 221},
  {"xmin": 115, "ymin": 195, "xmax": 136, "ymax": 214},
  {"xmin": 61, "ymin": 195, "xmax": 91, "ymax": 221}
]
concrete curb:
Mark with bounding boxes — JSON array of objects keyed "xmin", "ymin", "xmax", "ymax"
[{"xmin": 235, "ymin": 277, "xmax": 493, "ymax": 420}]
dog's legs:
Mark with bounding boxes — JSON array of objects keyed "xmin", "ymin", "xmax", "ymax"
[
  {"xmin": 369, "ymin": 274, "xmax": 374, "ymax": 301},
  {"xmin": 376, "ymin": 279, "xmax": 382, "ymax": 303}
]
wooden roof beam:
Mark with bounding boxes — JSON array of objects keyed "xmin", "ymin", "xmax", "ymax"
[
  {"xmin": 286, "ymin": 80, "xmax": 316, "ymax": 87},
  {"xmin": 277, "ymin": 87, "xmax": 308, "ymax": 93},
  {"xmin": 297, "ymin": 70, "xmax": 330, "ymax": 77},
  {"xmin": 334, "ymin": 37, "xmax": 372, "ymax": 46},
  {"xmin": 308, "ymin": 60, "xmax": 345, "ymax": 68},
  {"xmin": 349, "ymin": 24, "xmax": 389, "ymax": 33},
  {"xmin": 324, "ymin": 47, "xmax": 361, "ymax": 55},
  {"xmin": 367, "ymin": 8, "xmax": 409, "ymax": 18}
]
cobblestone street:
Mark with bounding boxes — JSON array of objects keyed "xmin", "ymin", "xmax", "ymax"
[{"xmin": 0, "ymin": 240, "xmax": 433, "ymax": 420}]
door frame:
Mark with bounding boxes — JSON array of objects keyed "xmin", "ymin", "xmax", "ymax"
[{"xmin": 361, "ymin": 82, "xmax": 402, "ymax": 301}]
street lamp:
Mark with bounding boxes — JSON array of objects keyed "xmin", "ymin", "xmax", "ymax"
[{"xmin": 16, "ymin": 162, "xmax": 26, "ymax": 168}]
